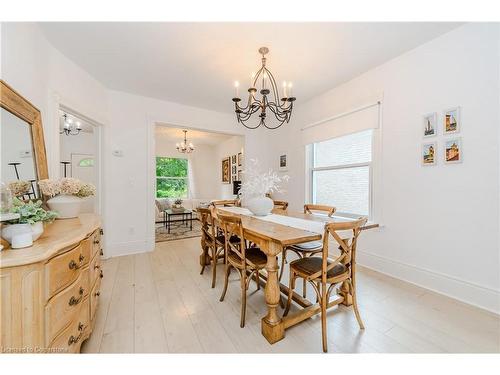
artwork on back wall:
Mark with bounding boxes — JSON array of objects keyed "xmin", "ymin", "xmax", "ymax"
[
  {"xmin": 444, "ymin": 137, "xmax": 462, "ymax": 164},
  {"xmin": 237, "ymin": 152, "xmax": 243, "ymax": 167},
  {"xmin": 423, "ymin": 112, "xmax": 437, "ymax": 137},
  {"xmin": 444, "ymin": 107, "xmax": 460, "ymax": 134},
  {"xmin": 421, "ymin": 106, "xmax": 462, "ymax": 166},
  {"xmin": 422, "ymin": 142, "xmax": 436, "ymax": 166},
  {"xmin": 279, "ymin": 153, "xmax": 288, "ymax": 171},
  {"xmin": 222, "ymin": 157, "xmax": 230, "ymax": 183}
]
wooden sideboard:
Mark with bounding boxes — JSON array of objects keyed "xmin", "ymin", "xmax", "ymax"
[{"xmin": 0, "ymin": 214, "xmax": 103, "ymax": 353}]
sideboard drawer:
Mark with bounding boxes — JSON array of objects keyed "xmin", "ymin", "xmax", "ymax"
[
  {"xmin": 49, "ymin": 297, "xmax": 89, "ymax": 353},
  {"xmin": 45, "ymin": 269, "xmax": 89, "ymax": 344},
  {"xmin": 89, "ymin": 250, "xmax": 102, "ymax": 286},
  {"xmin": 91, "ymin": 229, "xmax": 102, "ymax": 259},
  {"xmin": 46, "ymin": 244, "xmax": 85, "ymax": 299}
]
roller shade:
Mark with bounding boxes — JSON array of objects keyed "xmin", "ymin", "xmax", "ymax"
[{"xmin": 301, "ymin": 102, "xmax": 380, "ymax": 145}]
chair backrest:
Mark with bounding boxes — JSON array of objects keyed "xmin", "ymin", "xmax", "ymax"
[
  {"xmin": 210, "ymin": 199, "xmax": 240, "ymax": 207},
  {"xmin": 304, "ymin": 204, "xmax": 336, "ymax": 217},
  {"xmin": 216, "ymin": 210, "xmax": 246, "ymax": 267},
  {"xmin": 272, "ymin": 200, "xmax": 289, "ymax": 215},
  {"xmin": 198, "ymin": 206, "xmax": 216, "ymax": 240},
  {"xmin": 320, "ymin": 217, "xmax": 367, "ymax": 281}
]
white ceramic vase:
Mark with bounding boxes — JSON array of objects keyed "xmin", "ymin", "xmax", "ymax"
[
  {"xmin": 246, "ymin": 196, "xmax": 274, "ymax": 216},
  {"xmin": 47, "ymin": 194, "xmax": 82, "ymax": 219},
  {"xmin": 1, "ymin": 223, "xmax": 33, "ymax": 248},
  {"xmin": 31, "ymin": 221, "xmax": 44, "ymax": 241}
]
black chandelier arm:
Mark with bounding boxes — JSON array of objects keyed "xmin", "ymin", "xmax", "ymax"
[
  {"xmin": 267, "ymin": 101, "xmax": 291, "ymax": 121},
  {"xmin": 264, "ymin": 67, "xmax": 281, "ymax": 104}
]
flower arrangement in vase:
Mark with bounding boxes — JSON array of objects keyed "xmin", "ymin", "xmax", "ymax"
[
  {"xmin": 172, "ymin": 198, "xmax": 184, "ymax": 212},
  {"xmin": 38, "ymin": 178, "xmax": 96, "ymax": 219},
  {"xmin": 239, "ymin": 159, "xmax": 289, "ymax": 216},
  {"xmin": 8, "ymin": 180, "xmax": 32, "ymax": 198},
  {"xmin": 1, "ymin": 198, "xmax": 58, "ymax": 248}
]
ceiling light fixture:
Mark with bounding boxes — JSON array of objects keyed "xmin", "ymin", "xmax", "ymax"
[
  {"xmin": 176, "ymin": 130, "xmax": 195, "ymax": 153},
  {"xmin": 60, "ymin": 113, "xmax": 82, "ymax": 136},
  {"xmin": 232, "ymin": 47, "xmax": 296, "ymax": 130}
]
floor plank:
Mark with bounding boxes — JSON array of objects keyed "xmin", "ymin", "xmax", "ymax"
[{"xmin": 82, "ymin": 237, "xmax": 500, "ymax": 353}]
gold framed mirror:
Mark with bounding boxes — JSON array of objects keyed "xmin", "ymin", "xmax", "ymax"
[{"xmin": 1, "ymin": 80, "xmax": 49, "ymax": 199}]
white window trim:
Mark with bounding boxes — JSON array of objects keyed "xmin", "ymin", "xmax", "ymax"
[{"xmin": 309, "ymin": 131, "xmax": 374, "ymax": 219}]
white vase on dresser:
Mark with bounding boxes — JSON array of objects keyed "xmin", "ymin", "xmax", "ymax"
[{"xmin": 47, "ymin": 194, "xmax": 82, "ymax": 219}]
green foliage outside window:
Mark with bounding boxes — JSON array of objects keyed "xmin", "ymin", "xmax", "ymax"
[{"xmin": 156, "ymin": 157, "xmax": 188, "ymax": 198}]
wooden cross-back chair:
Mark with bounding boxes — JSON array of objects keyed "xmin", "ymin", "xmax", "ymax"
[
  {"xmin": 217, "ymin": 211, "xmax": 266, "ymax": 328},
  {"xmin": 283, "ymin": 217, "xmax": 368, "ymax": 352},
  {"xmin": 271, "ymin": 200, "xmax": 289, "ymax": 215},
  {"xmin": 210, "ymin": 199, "xmax": 240, "ymax": 207},
  {"xmin": 198, "ymin": 206, "xmax": 226, "ymax": 288},
  {"xmin": 279, "ymin": 204, "xmax": 337, "ymax": 300}
]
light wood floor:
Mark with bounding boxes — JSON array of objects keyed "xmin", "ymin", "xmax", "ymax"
[{"xmin": 81, "ymin": 237, "xmax": 500, "ymax": 353}]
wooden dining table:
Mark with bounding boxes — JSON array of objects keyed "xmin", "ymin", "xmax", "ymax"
[{"xmin": 214, "ymin": 206, "xmax": 378, "ymax": 344}]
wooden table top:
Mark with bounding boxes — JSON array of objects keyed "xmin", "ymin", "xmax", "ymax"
[{"xmin": 217, "ymin": 207, "xmax": 378, "ymax": 247}]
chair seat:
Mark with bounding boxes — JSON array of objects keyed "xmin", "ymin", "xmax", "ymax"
[
  {"xmin": 228, "ymin": 247, "xmax": 267, "ymax": 268},
  {"xmin": 290, "ymin": 256, "xmax": 347, "ymax": 280},
  {"xmin": 215, "ymin": 234, "xmax": 240, "ymax": 245},
  {"xmin": 289, "ymin": 240, "xmax": 323, "ymax": 253}
]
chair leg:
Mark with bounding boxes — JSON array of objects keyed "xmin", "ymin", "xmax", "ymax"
[
  {"xmin": 283, "ymin": 270, "xmax": 295, "ymax": 317},
  {"xmin": 211, "ymin": 246, "xmax": 219, "ymax": 288},
  {"xmin": 278, "ymin": 248, "xmax": 287, "ymax": 282},
  {"xmin": 350, "ymin": 279, "xmax": 365, "ymax": 330},
  {"xmin": 240, "ymin": 271, "xmax": 247, "ymax": 328},
  {"xmin": 219, "ymin": 264, "xmax": 232, "ymax": 302},
  {"xmin": 255, "ymin": 269, "xmax": 261, "ymax": 290},
  {"xmin": 199, "ymin": 245, "xmax": 208, "ymax": 275},
  {"xmin": 321, "ymin": 286, "xmax": 328, "ymax": 352}
]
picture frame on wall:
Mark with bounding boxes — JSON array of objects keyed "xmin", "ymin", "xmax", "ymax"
[
  {"xmin": 444, "ymin": 137, "xmax": 462, "ymax": 164},
  {"xmin": 237, "ymin": 152, "xmax": 243, "ymax": 167},
  {"xmin": 423, "ymin": 112, "xmax": 437, "ymax": 137},
  {"xmin": 222, "ymin": 157, "xmax": 230, "ymax": 183},
  {"xmin": 444, "ymin": 107, "xmax": 460, "ymax": 134},
  {"xmin": 231, "ymin": 154, "xmax": 237, "ymax": 165},
  {"xmin": 237, "ymin": 169, "xmax": 242, "ymax": 181},
  {"xmin": 279, "ymin": 153, "xmax": 288, "ymax": 171},
  {"xmin": 422, "ymin": 142, "xmax": 437, "ymax": 166},
  {"xmin": 232, "ymin": 165, "xmax": 237, "ymax": 175}
]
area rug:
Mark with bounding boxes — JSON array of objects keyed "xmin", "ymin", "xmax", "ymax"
[{"xmin": 155, "ymin": 219, "xmax": 202, "ymax": 242}]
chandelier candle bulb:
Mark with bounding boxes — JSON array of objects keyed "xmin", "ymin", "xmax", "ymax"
[
  {"xmin": 282, "ymin": 81, "xmax": 287, "ymax": 98},
  {"xmin": 234, "ymin": 81, "xmax": 239, "ymax": 98},
  {"xmin": 288, "ymin": 82, "xmax": 293, "ymax": 98}
]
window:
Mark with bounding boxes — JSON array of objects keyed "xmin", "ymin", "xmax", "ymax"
[
  {"xmin": 156, "ymin": 157, "xmax": 188, "ymax": 198},
  {"xmin": 310, "ymin": 130, "xmax": 373, "ymax": 217},
  {"xmin": 78, "ymin": 158, "xmax": 94, "ymax": 167}
]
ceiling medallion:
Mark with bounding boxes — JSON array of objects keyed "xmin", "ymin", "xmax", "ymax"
[
  {"xmin": 232, "ymin": 47, "xmax": 296, "ymax": 130},
  {"xmin": 176, "ymin": 130, "xmax": 195, "ymax": 153}
]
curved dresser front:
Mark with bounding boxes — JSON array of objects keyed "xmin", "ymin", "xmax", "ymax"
[{"xmin": 0, "ymin": 214, "xmax": 103, "ymax": 353}]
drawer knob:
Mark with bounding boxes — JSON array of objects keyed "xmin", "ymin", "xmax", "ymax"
[
  {"xmin": 100, "ymin": 228, "xmax": 104, "ymax": 235},
  {"xmin": 94, "ymin": 264, "xmax": 100, "ymax": 270},
  {"xmin": 93, "ymin": 239, "xmax": 100, "ymax": 245},
  {"xmin": 79, "ymin": 254, "xmax": 85, "ymax": 262},
  {"xmin": 100, "ymin": 270, "xmax": 104, "ymax": 279},
  {"xmin": 94, "ymin": 291, "xmax": 100, "ymax": 297},
  {"xmin": 68, "ymin": 323, "xmax": 85, "ymax": 346},
  {"xmin": 100, "ymin": 250, "xmax": 104, "ymax": 256},
  {"xmin": 68, "ymin": 259, "xmax": 83, "ymax": 270},
  {"xmin": 68, "ymin": 287, "xmax": 84, "ymax": 306}
]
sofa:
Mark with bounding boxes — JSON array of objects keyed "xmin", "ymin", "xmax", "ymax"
[{"xmin": 155, "ymin": 198, "xmax": 213, "ymax": 223}]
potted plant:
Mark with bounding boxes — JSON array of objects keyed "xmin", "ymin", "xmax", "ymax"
[
  {"xmin": 173, "ymin": 198, "xmax": 183, "ymax": 209},
  {"xmin": 38, "ymin": 178, "xmax": 96, "ymax": 219},
  {"xmin": 239, "ymin": 159, "xmax": 289, "ymax": 216},
  {"xmin": 1, "ymin": 198, "xmax": 58, "ymax": 246}
]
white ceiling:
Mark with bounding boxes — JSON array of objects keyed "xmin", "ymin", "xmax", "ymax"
[
  {"xmin": 40, "ymin": 22, "xmax": 462, "ymax": 113},
  {"xmin": 155, "ymin": 125, "xmax": 235, "ymax": 146}
]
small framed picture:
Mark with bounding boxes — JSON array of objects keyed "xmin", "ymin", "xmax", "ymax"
[
  {"xmin": 444, "ymin": 107, "xmax": 460, "ymax": 134},
  {"xmin": 231, "ymin": 154, "xmax": 237, "ymax": 165},
  {"xmin": 232, "ymin": 165, "xmax": 237, "ymax": 175},
  {"xmin": 237, "ymin": 169, "xmax": 242, "ymax": 181},
  {"xmin": 444, "ymin": 137, "xmax": 462, "ymax": 164},
  {"xmin": 423, "ymin": 112, "xmax": 437, "ymax": 137},
  {"xmin": 237, "ymin": 152, "xmax": 243, "ymax": 167},
  {"xmin": 422, "ymin": 142, "xmax": 437, "ymax": 166},
  {"xmin": 279, "ymin": 153, "xmax": 288, "ymax": 171},
  {"xmin": 222, "ymin": 157, "xmax": 230, "ymax": 183}
]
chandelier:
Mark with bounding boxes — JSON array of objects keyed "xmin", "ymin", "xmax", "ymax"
[
  {"xmin": 176, "ymin": 130, "xmax": 195, "ymax": 153},
  {"xmin": 232, "ymin": 47, "xmax": 296, "ymax": 130},
  {"xmin": 60, "ymin": 114, "xmax": 82, "ymax": 136}
]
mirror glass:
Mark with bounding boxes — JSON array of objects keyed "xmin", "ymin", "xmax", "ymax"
[{"xmin": 1, "ymin": 107, "xmax": 38, "ymax": 199}]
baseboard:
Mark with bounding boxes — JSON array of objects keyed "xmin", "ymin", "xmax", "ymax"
[
  {"xmin": 104, "ymin": 239, "xmax": 155, "ymax": 259},
  {"xmin": 358, "ymin": 250, "xmax": 500, "ymax": 315}
]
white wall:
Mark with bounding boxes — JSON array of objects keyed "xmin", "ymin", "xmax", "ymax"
[
  {"xmin": 275, "ymin": 23, "xmax": 500, "ymax": 313},
  {"xmin": 214, "ymin": 135, "xmax": 245, "ymax": 199},
  {"xmin": 155, "ymin": 134, "xmax": 219, "ymax": 199}
]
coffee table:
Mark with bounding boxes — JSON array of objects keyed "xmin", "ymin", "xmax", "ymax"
[{"xmin": 164, "ymin": 208, "xmax": 194, "ymax": 234}]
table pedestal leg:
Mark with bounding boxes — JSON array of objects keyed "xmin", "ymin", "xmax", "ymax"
[
  {"xmin": 261, "ymin": 241, "xmax": 285, "ymax": 344},
  {"xmin": 339, "ymin": 280, "xmax": 353, "ymax": 306}
]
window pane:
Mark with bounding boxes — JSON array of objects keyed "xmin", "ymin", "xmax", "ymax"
[
  {"xmin": 314, "ymin": 130, "xmax": 372, "ymax": 168},
  {"xmin": 156, "ymin": 157, "xmax": 188, "ymax": 177},
  {"xmin": 156, "ymin": 178, "xmax": 188, "ymax": 198},
  {"xmin": 313, "ymin": 166, "xmax": 369, "ymax": 216}
]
